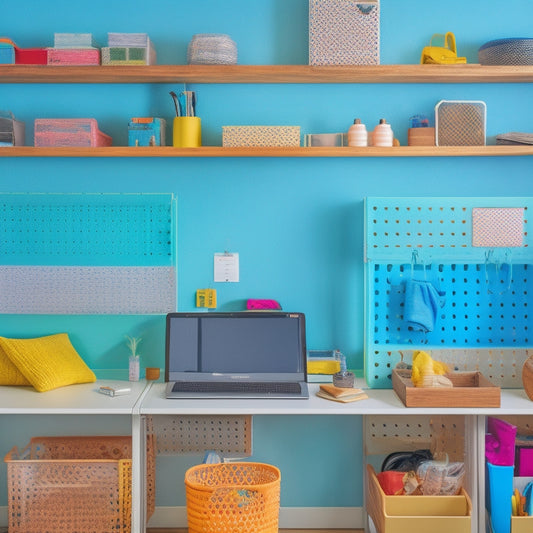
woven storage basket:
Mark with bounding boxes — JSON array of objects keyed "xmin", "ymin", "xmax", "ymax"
[
  {"xmin": 185, "ymin": 462, "xmax": 280, "ymax": 533},
  {"xmin": 435, "ymin": 100, "xmax": 486, "ymax": 146},
  {"xmin": 4, "ymin": 434, "xmax": 156, "ymax": 533},
  {"xmin": 478, "ymin": 38, "xmax": 533, "ymax": 66}
]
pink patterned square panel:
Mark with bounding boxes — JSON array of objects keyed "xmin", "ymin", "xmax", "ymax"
[{"xmin": 472, "ymin": 207, "xmax": 525, "ymax": 247}]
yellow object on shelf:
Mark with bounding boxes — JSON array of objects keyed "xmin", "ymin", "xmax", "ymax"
[
  {"xmin": 410, "ymin": 350, "xmax": 450, "ymax": 388},
  {"xmin": 173, "ymin": 116, "xmax": 201, "ymax": 147},
  {"xmin": 421, "ymin": 32, "xmax": 466, "ymax": 65},
  {"xmin": 307, "ymin": 360, "xmax": 340, "ymax": 375}
]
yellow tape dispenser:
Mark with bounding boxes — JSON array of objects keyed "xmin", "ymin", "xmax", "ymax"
[{"xmin": 421, "ymin": 32, "xmax": 466, "ymax": 64}]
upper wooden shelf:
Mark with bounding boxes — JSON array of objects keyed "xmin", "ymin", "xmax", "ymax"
[
  {"xmin": 1, "ymin": 146, "xmax": 531, "ymax": 157},
  {"xmin": 1, "ymin": 64, "xmax": 533, "ymax": 84}
]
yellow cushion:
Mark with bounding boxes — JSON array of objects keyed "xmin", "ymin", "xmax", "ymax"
[
  {"xmin": 0, "ymin": 333, "xmax": 96, "ymax": 392},
  {"xmin": 0, "ymin": 345, "xmax": 31, "ymax": 386}
]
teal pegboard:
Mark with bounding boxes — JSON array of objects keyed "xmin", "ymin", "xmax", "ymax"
[
  {"xmin": 0, "ymin": 192, "xmax": 175, "ymax": 266},
  {"xmin": 365, "ymin": 197, "xmax": 532, "ymax": 388}
]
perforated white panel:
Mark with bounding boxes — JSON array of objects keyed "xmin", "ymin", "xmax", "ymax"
[
  {"xmin": 0, "ymin": 266, "xmax": 176, "ymax": 314},
  {"xmin": 366, "ymin": 348, "xmax": 530, "ymax": 389},
  {"xmin": 151, "ymin": 415, "xmax": 252, "ymax": 457},
  {"xmin": 365, "ymin": 415, "xmax": 465, "ymax": 462}
]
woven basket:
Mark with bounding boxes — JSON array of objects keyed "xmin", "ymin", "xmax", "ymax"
[
  {"xmin": 479, "ymin": 38, "xmax": 533, "ymax": 66},
  {"xmin": 185, "ymin": 462, "xmax": 280, "ymax": 533},
  {"xmin": 435, "ymin": 100, "xmax": 486, "ymax": 146},
  {"xmin": 4, "ymin": 434, "xmax": 156, "ymax": 533}
]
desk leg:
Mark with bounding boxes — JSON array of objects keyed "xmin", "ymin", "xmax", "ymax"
[{"xmin": 132, "ymin": 413, "xmax": 147, "ymax": 533}]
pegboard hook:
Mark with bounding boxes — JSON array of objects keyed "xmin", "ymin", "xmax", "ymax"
[
  {"xmin": 411, "ymin": 250, "xmax": 429, "ymax": 280},
  {"xmin": 485, "ymin": 248, "xmax": 513, "ymax": 295}
]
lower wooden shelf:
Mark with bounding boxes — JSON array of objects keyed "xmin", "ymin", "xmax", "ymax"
[{"xmin": 0, "ymin": 145, "xmax": 531, "ymax": 157}]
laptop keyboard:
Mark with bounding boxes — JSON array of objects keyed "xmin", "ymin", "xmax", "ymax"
[{"xmin": 171, "ymin": 381, "xmax": 302, "ymax": 394}]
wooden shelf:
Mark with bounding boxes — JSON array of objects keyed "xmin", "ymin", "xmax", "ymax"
[
  {"xmin": 1, "ymin": 64, "xmax": 533, "ymax": 84},
  {"xmin": 1, "ymin": 146, "xmax": 531, "ymax": 157}
]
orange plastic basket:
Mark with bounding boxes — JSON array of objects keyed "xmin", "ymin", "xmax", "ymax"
[
  {"xmin": 185, "ymin": 462, "xmax": 281, "ymax": 533},
  {"xmin": 4, "ymin": 435, "xmax": 156, "ymax": 533}
]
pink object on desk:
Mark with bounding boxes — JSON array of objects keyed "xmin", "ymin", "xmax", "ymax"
[{"xmin": 246, "ymin": 299, "xmax": 281, "ymax": 310}]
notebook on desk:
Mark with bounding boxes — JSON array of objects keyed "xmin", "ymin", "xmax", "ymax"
[{"xmin": 165, "ymin": 311, "xmax": 309, "ymax": 399}]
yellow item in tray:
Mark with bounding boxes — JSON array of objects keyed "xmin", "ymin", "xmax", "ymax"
[
  {"xmin": 411, "ymin": 350, "xmax": 452, "ymax": 388},
  {"xmin": 307, "ymin": 359, "xmax": 340, "ymax": 374},
  {"xmin": 421, "ymin": 32, "xmax": 466, "ymax": 64}
]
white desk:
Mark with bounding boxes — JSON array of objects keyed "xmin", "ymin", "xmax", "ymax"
[
  {"xmin": 141, "ymin": 380, "xmax": 533, "ymax": 416},
  {"xmin": 138, "ymin": 381, "xmax": 533, "ymax": 533},
  {"xmin": 0, "ymin": 380, "xmax": 148, "ymax": 414},
  {"xmin": 2, "ymin": 380, "xmax": 533, "ymax": 533}
]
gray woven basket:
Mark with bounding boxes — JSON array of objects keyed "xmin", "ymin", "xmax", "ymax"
[
  {"xmin": 478, "ymin": 38, "xmax": 533, "ymax": 65},
  {"xmin": 187, "ymin": 34, "xmax": 237, "ymax": 65}
]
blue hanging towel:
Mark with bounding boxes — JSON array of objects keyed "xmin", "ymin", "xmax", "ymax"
[{"xmin": 403, "ymin": 279, "xmax": 445, "ymax": 333}]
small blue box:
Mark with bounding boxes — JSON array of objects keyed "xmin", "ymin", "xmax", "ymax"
[
  {"xmin": 0, "ymin": 42, "xmax": 15, "ymax": 64},
  {"xmin": 128, "ymin": 117, "xmax": 166, "ymax": 147}
]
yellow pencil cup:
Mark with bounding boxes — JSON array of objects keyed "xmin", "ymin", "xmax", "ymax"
[{"xmin": 173, "ymin": 116, "xmax": 201, "ymax": 147}]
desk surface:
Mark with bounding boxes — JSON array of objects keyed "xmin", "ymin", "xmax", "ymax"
[
  {"xmin": 0, "ymin": 380, "xmax": 148, "ymax": 414},
  {"xmin": 1, "ymin": 379, "xmax": 533, "ymax": 415},
  {"xmin": 141, "ymin": 380, "xmax": 533, "ymax": 416}
]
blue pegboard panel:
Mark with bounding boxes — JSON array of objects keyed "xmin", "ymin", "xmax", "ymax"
[
  {"xmin": 0, "ymin": 193, "xmax": 175, "ymax": 266},
  {"xmin": 365, "ymin": 197, "xmax": 532, "ymax": 388},
  {"xmin": 0, "ymin": 193, "xmax": 177, "ymax": 314}
]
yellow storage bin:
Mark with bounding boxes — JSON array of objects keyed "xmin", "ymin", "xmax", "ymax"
[
  {"xmin": 366, "ymin": 464, "xmax": 471, "ymax": 533},
  {"xmin": 512, "ymin": 516, "xmax": 533, "ymax": 533}
]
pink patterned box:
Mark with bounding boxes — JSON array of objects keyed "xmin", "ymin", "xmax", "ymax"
[
  {"xmin": 34, "ymin": 119, "xmax": 112, "ymax": 147},
  {"xmin": 47, "ymin": 48, "xmax": 100, "ymax": 66},
  {"xmin": 472, "ymin": 207, "xmax": 525, "ymax": 247},
  {"xmin": 309, "ymin": 0, "xmax": 380, "ymax": 65}
]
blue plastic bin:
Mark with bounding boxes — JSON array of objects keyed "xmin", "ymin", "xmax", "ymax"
[{"xmin": 487, "ymin": 462, "xmax": 514, "ymax": 533}]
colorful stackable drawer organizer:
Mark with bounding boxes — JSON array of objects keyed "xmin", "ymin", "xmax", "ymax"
[{"xmin": 364, "ymin": 197, "xmax": 532, "ymax": 389}]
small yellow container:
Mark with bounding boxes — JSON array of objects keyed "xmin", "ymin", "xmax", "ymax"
[
  {"xmin": 512, "ymin": 516, "xmax": 533, "ymax": 533},
  {"xmin": 173, "ymin": 116, "xmax": 201, "ymax": 147},
  {"xmin": 366, "ymin": 465, "xmax": 471, "ymax": 533}
]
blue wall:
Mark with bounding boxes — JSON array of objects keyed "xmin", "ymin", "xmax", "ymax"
[{"xmin": 1, "ymin": 0, "xmax": 532, "ymax": 510}]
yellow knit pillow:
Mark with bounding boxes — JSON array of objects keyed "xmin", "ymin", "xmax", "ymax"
[
  {"xmin": 0, "ymin": 333, "xmax": 96, "ymax": 392},
  {"xmin": 0, "ymin": 345, "xmax": 31, "ymax": 386}
]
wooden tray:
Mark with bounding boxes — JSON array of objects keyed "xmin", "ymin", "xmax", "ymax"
[{"xmin": 392, "ymin": 369, "xmax": 501, "ymax": 408}]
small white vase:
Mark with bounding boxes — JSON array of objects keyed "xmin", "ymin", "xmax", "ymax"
[{"xmin": 129, "ymin": 356, "xmax": 140, "ymax": 382}]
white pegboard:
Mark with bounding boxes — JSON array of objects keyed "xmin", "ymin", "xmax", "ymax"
[
  {"xmin": 0, "ymin": 266, "xmax": 176, "ymax": 314},
  {"xmin": 151, "ymin": 415, "xmax": 252, "ymax": 457},
  {"xmin": 366, "ymin": 348, "xmax": 531, "ymax": 389},
  {"xmin": 365, "ymin": 197, "xmax": 531, "ymax": 263},
  {"xmin": 364, "ymin": 414, "xmax": 465, "ymax": 462}
]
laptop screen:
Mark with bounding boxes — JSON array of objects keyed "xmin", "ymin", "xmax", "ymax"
[{"xmin": 165, "ymin": 311, "xmax": 307, "ymax": 383}]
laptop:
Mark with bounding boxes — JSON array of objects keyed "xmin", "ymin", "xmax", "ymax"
[{"xmin": 165, "ymin": 311, "xmax": 309, "ymax": 399}]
